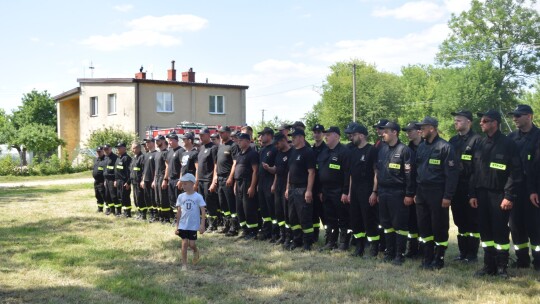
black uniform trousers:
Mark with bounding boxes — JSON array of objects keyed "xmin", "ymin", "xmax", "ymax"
[
  {"xmin": 451, "ymin": 181, "xmax": 479, "ymax": 236},
  {"xmin": 104, "ymin": 178, "xmax": 119, "ymax": 209},
  {"xmin": 378, "ymin": 187, "xmax": 409, "ymax": 235},
  {"xmin": 274, "ymin": 182, "xmax": 288, "ymax": 229},
  {"xmin": 510, "ymin": 183, "xmax": 530, "ymax": 253},
  {"xmin": 350, "ymin": 184, "xmax": 379, "ymax": 241},
  {"xmin": 143, "ymin": 181, "xmax": 157, "ymax": 212},
  {"xmin": 168, "ymin": 178, "xmax": 180, "ymax": 215},
  {"xmin": 198, "ymin": 180, "xmax": 220, "ymax": 223},
  {"xmin": 155, "ymin": 176, "xmax": 170, "ymax": 219},
  {"xmin": 235, "ymin": 178, "xmax": 259, "ymax": 232},
  {"xmin": 312, "ymin": 186, "xmax": 324, "ymax": 233},
  {"xmin": 415, "ymin": 184, "xmax": 449, "ymax": 247},
  {"xmin": 116, "ymin": 180, "xmax": 132, "ymax": 210},
  {"xmin": 288, "ymin": 186, "xmax": 314, "ymax": 245},
  {"xmin": 94, "ymin": 180, "xmax": 105, "ymax": 209},
  {"xmin": 321, "ymin": 186, "xmax": 349, "ymax": 231},
  {"xmin": 526, "ymin": 195, "xmax": 540, "ymax": 265},
  {"xmin": 131, "ymin": 182, "xmax": 146, "ymax": 212},
  {"xmin": 476, "ymin": 188, "xmax": 510, "ymax": 251},
  {"xmin": 258, "ymin": 176, "xmax": 275, "ymax": 235},
  {"xmin": 218, "ymin": 176, "xmax": 236, "ymax": 219}
]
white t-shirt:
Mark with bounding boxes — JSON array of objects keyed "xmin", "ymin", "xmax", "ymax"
[{"xmin": 176, "ymin": 192, "xmax": 206, "ymax": 231}]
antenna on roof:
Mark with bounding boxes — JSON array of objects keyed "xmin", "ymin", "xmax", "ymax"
[{"xmin": 89, "ymin": 61, "xmax": 95, "ymax": 78}]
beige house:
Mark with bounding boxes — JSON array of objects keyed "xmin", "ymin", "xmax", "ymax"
[{"xmin": 54, "ymin": 63, "xmax": 248, "ymax": 160}]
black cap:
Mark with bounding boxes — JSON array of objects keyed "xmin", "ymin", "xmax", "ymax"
[
  {"xmin": 237, "ymin": 133, "xmax": 251, "ymax": 141},
  {"xmin": 477, "ymin": 109, "xmax": 502, "ymax": 123},
  {"xmin": 272, "ymin": 133, "xmax": 287, "ymax": 144},
  {"xmin": 508, "ymin": 104, "xmax": 533, "ymax": 116},
  {"xmin": 155, "ymin": 135, "xmax": 166, "ymax": 141},
  {"xmin": 257, "ymin": 127, "xmax": 275, "ymax": 136},
  {"xmin": 312, "ymin": 124, "xmax": 325, "ymax": 132},
  {"xmin": 373, "ymin": 119, "xmax": 389, "ymax": 129},
  {"xmin": 166, "ymin": 132, "xmax": 179, "ymax": 140},
  {"xmin": 289, "ymin": 128, "xmax": 306, "ymax": 137},
  {"xmin": 199, "ymin": 128, "xmax": 211, "ymax": 135},
  {"xmin": 96, "ymin": 146, "xmax": 103, "ymax": 151},
  {"xmin": 210, "ymin": 133, "xmax": 219, "ymax": 139},
  {"xmin": 276, "ymin": 123, "xmax": 292, "ymax": 131},
  {"xmin": 231, "ymin": 131, "xmax": 239, "ymax": 138},
  {"xmin": 181, "ymin": 132, "xmax": 195, "ymax": 140},
  {"xmin": 218, "ymin": 126, "xmax": 231, "ymax": 132},
  {"xmin": 451, "ymin": 110, "xmax": 473, "ymax": 121},
  {"xmin": 416, "ymin": 116, "xmax": 439, "ymax": 128},
  {"xmin": 345, "ymin": 122, "xmax": 368, "ymax": 135},
  {"xmin": 143, "ymin": 138, "xmax": 156, "ymax": 143},
  {"xmin": 402, "ymin": 121, "xmax": 420, "ymax": 131},
  {"xmin": 116, "ymin": 142, "xmax": 126, "ymax": 148},
  {"xmin": 324, "ymin": 126, "xmax": 341, "ymax": 136},
  {"xmin": 292, "ymin": 121, "xmax": 306, "ymax": 129},
  {"xmin": 382, "ymin": 121, "xmax": 400, "ymax": 132}
]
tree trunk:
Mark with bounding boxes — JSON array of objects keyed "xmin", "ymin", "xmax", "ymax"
[{"xmin": 12, "ymin": 146, "xmax": 28, "ymax": 166}]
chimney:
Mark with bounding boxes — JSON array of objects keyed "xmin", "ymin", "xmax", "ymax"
[
  {"xmin": 182, "ymin": 67, "xmax": 195, "ymax": 82},
  {"xmin": 135, "ymin": 72, "xmax": 146, "ymax": 79},
  {"xmin": 167, "ymin": 60, "xmax": 176, "ymax": 81}
]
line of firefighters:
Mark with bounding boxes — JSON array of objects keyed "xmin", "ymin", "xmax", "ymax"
[{"xmin": 92, "ymin": 104, "xmax": 540, "ymax": 278}]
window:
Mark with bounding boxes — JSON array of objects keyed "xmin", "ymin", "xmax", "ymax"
[
  {"xmin": 107, "ymin": 94, "xmax": 116, "ymax": 115},
  {"xmin": 209, "ymin": 95, "xmax": 225, "ymax": 114},
  {"xmin": 156, "ymin": 92, "xmax": 173, "ymax": 113},
  {"xmin": 90, "ymin": 97, "xmax": 98, "ymax": 116}
]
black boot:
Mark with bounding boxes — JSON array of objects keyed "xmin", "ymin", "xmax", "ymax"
[
  {"xmin": 115, "ymin": 207, "xmax": 122, "ymax": 217},
  {"xmin": 393, "ymin": 234, "xmax": 407, "ymax": 265},
  {"xmin": 378, "ymin": 226, "xmax": 386, "ymax": 253},
  {"xmin": 105, "ymin": 207, "xmax": 112, "ymax": 215},
  {"xmin": 320, "ymin": 228, "xmax": 338, "ymax": 251},
  {"xmin": 404, "ymin": 238, "xmax": 419, "ymax": 259},
  {"xmin": 351, "ymin": 237, "xmax": 365, "ymax": 257},
  {"xmin": 142, "ymin": 210, "xmax": 147, "ymax": 220},
  {"xmin": 420, "ymin": 241, "xmax": 435, "ymax": 269},
  {"xmin": 219, "ymin": 218, "xmax": 231, "ymax": 234},
  {"xmin": 226, "ymin": 218, "xmax": 239, "ymax": 236},
  {"xmin": 336, "ymin": 229, "xmax": 351, "ymax": 251},
  {"xmin": 532, "ymin": 250, "xmax": 540, "ymax": 271},
  {"xmin": 367, "ymin": 240, "xmax": 380, "ymax": 258},
  {"xmin": 282, "ymin": 228, "xmax": 293, "ymax": 250},
  {"xmin": 276, "ymin": 226, "xmax": 287, "ymax": 245},
  {"xmin": 383, "ymin": 233, "xmax": 396, "ymax": 262},
  {"xmin": 496, "ymin": 250, "xmax": 510, "ymax": 279},
  {"xmin": 465, "ymin": 236, "xmax": 479, "ymax": 262},
  {"xmin": 429, "ymin": 245, "xmax": 446, "ymax": 270},
  {"xmin": 475, "ymin": 247, "xmax": 497, "ymax": 276},
  {"xmin": 269, "ymin": 224, "xmax": 280, "ymax": 243},
  {"xmin": 149, "ymin": 209, "xmax": 156, "ymax": 222},
  {"xmin": 454, "ymin": 235, "xmax": 468, "ymax": 261},
  {"xmin": 124, "ymin": 209, "xmax": 132, "ymax": 218},
  {"xmin": 97, "ymin": 206, "xmax": 103, "ymax": 212},
  {"xmin": 513, "ymin": 248, "xmax": 531, "ymax": 268},
  {"xmin": 313, "ymin": 227, "xmax": 320, "ymax": 244}
]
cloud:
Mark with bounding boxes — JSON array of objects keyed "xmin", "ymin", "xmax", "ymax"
[
  {"xmin": 443, "ymin": 0, "xmax": 471, "ymax": 14},
  {"xmin": 30, "ymin": 37, "xmax": 39, "ymax": 43},
  {"xmin": 113, "ymin": 4, "xmax": 133, "ymax": 12},
  {"xmin": 81, "ymin": 14, "xmax": 208, "ymax": 51},
  {"xmin": 372, "ymin": 1, "xmax": 446, "ymax": 22}
]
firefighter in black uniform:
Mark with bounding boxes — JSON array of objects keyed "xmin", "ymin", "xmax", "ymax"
[
  {"xmin": 284, "ymin": 128, "xmax": 316, "ymax": 251},
  {"xmin": 196, "ymin": 129, "xmax": 220, "ymax": 231},
  {"xmin": 180, "ymin": 132, "xmax": 198, "ymax": 177},
  {"xmin": 470, "ymin": 110, "xmax": 522, "ymax": 278},
  {"xmin": 142, "ymin": 138, "xmax": 158, "ymax": 222},
  {"xmin": 212, "ymin": 126, "xmax": 240, "ymax": 236},
  {"xmin": 346, "ymin": 123, "xmax": 380, "ymax": 257},
  {"xmin": 271, "ymin": 133, "xmax": 293, "ymax": 245},
  {"xmin": 164, "ymin": 132, "xmax": 184, "ymax": 223},
  {"xmin": 402, "ymin": 122, "xmax": 423, "ymax": 258},
  {"xmin": 234, "ymin": 133, "xmax": 259, "ymax": 240},
  {"xmin": 312, "ymin": 124, "xmax": 327, "ymax": 243},
  {"xmin": 258, "ymin": 127, "xmax": 277, "ymax": 240},
  {"xmin": 103, "ymin": 144, "xmax": 118, "ymax": 215},
  {"xmin": 130, "ymin": 143, "xmax": 146, "ymax": 219},
  {"xmin": 318, "ymin": 126, "xmax": 351, "ymax": 251},
  {"xmin": 375, "ymin": 122, "xmax": 415, "ymax": 265},
  {"xmin": 528, "ymin": 115, "xmax": 540, "ymax": 271},
  {"xmin": 114, "ymin": 142, "xmax": 132, "ymax": 217},
  {"xmin": 448, "ymin": 110, "xmax": 482, "ymax": 262},
  {"xmin": 154, "ymin": 136, "xmax": 169, "ymax": 223},
  {"xmin": 507, "ymin": 105, "xmax": 540, "ymax": 268},
  {"xmin": 373, "ymin": 119, "xmax": 389, "ymax": 252},
  {"xmin": 415, "ymin": 117, "xmax": 459, "ymax": 270},
  {"xmin": 92, "ymin": 146, "xmax": 106, "ymax": 212},
  {"xmin": 211, "ymin": 132, "xmax": 220, "ymax": 146}
]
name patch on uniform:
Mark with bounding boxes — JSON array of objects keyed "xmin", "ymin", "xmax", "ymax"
[
  {"xmin": 116, "ymin": 165, "xmax": 124, "ymax": 169},
  {"xmin": 490, "ymin": 162, "xmax": 506, "ymax": 170},
  {"xmin": 461, "ymin": 154, "xmax": 472, "ymax": 161},
  {"xmin": 394, "ymin": 154, "xmax": 400, "ymax": 158},
  {"xmin": 134, "ymin": 167, "xmax": 141, "ymax": 171},
  {"xmin": 329, "ymin": 164, "xmax": 340, "ymax": 170},
  {"xmin": 389, "ymin": 163, "xmax": 400, "ymax": 169},
  {"xmin": 107, "ymin": 166, "xmax": 114, "ymax": 169},
  {"xmin": 429, "ymin": 159, "xmax": 440, "ymax": 165}
]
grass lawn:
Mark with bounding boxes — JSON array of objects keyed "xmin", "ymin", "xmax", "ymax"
[
  {"xmin": 1, "ymin": 183, "xmax": 539, "ymax": 304},
  {"xmin": 0, "ymin": 171, "xmax": 91, "ymax": 183}
]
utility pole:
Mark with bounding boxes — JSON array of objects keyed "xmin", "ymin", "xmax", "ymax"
[
  {"xmin": 261, "ymin": 109, "xmax": 265, "ymax": 124},
  {"xmin": 352, "ymin": 64, "xmax": 357, "ymax": 122}
]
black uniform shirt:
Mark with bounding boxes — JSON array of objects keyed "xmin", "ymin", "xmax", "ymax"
[
  {"xmin": 143, "ymin": 150, "xmax": 157, "ymax": 182},
  {"xmin": 289, "ymin": 145, "xmax": 316, "ymax": 187},
  {"xmin": 449, "ymin": 130, "xmax": 482, "ymax": 181},
  {"xmin": 167, "ymin": 146, "xmax": 184, "ymax": 179},
  {"xmin": 181, "ymin": 147, "xmax": 198, "ymax": 176},
  {"xmin": 216, "ymin": 140, "xmax": 239, "ymax": 176},
  {"xmin": 275, "ymin": 148, "xmax": 293, "ymax": 187},
  {"xmin": 258, "ymin": 144, "xmax": 277, "ymax": 181},
  {"xmin": 470, "ymin": 130, "xmax": 522, "ymax": 201},
  {"xmin": 234, "ymin": 147, "xmax": 259, "ymax": 180},
  {"xmin": 508, "ymin": 125, "xmax": 540, "ymax": 193},
  {"xmin": 317, "ymin": 143, "xmax": 351, "ymax": 195},
  {"xmin": 416, "ymin": 135, "xmax": 459, "ymax": 200},
  {"xmin": 155, "ymin": 149, "xmax": 168, "ymax": 179},
  {"xmin": 350, "ymin": 143, "xmax": 377, "ymax": 187},
  {"xmin": 115, "ymin": 152, "xmax": 132, "ymax": 183},
  {"xmin": 104, "ymin": 153, "xmax": 117, "ymax": 180},
  {"xmin": 130, "ymin": 152, "xmax": 145, "ymax": 184},
  {"xmin": 376, "ymin": 140, "xmax": 415, "ymax": 196},
  {"xmin": 198, "ymin": 142, "xmax": 218, "ymax": 182},
  {"xmin": 92, "ymin": 156, "xmax": 106, "ymax": 182}
]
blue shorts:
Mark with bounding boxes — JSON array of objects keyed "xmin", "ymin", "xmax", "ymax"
[{"xmin": 178, "ymin": 229, "xmax": 197, "ymax": 240}]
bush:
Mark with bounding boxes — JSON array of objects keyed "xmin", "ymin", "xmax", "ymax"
[
  {"xmin": 0, "ymin": 155, "xmax": 17, "ymax": 175},
  {"xmin": 85, "ymin": 127, "xmax": 138, "ymax": 152}
]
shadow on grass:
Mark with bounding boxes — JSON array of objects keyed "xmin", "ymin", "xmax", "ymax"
[{"xmin": 0, "ymin": 185, "xmax": 79, "ymax": 200}]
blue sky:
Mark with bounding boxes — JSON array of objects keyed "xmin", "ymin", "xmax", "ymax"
[{"xmin": 2, "ymin": 0, "xmax": 535, "ymax": 125}]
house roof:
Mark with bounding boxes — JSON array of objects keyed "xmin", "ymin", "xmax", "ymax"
[
  {"xmin": 77, "ymin": 78, "xmax": 250, "ymax": 90},
  {"xmin": 53, "ymin": 87, "xmax": 80, "ymax": 101}
]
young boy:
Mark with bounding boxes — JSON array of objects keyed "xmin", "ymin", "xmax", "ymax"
[{"xmin": 174, "ymin": 173, "xmax": 206, "ymax": 271}]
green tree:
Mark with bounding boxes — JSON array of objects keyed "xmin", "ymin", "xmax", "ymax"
[
  {"xmin": 85, "ymin": 127, "xmax": 138, "ymax": 155},
  {"xmin": 437, "ymin": 0, "xmax": 540, "ymax": 108},
  {"xmin": 12, "ymin": 90, "xmax": 57, "ymax": 129}
]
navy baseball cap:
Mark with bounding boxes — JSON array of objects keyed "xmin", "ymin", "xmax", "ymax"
[
  {"xmin": 402, "ymin": 121, "xmax": 420, "ymax": 131},
  {"xmin": 199, "ymin": 128, "xmax": 211, "ymax": 135},
  {"xmin": 237, "ymin": 133, "xmax": 251, "ymax": 141},
  {"xmin": 373, "ymin": 119, "xmax": 389, "ymax": 129},
  {"xmin": 272, "ymin": 133, "xmax": 287, "ymax": 144},
  {"xmin": 155, "ymin": 135, "xmax": 166, "ymax": 141},
  {"xmin": 416, "ymin": 116, "xmax": 439, "ymax": 128},
  {"xmin": 143, "ymin": 138, "xmax": 155, "ymax": 143},
  {"xmin": 477, "ymin": 109, "xmax": 502, "ymax": 123},
  {"xmin": 345, "ymin": 122, "xmax": 368, "ymax": 135},
  {"xmin": 289, "ymin": 128, "xmax": 306, "ymax": 137},
  {"xmin": 382, "ymin": 121, "xmax": 400, "ymax": 132},
  {"xmin": 116, "ymin": 142, "xmax": 126, "ymax": 148},
  {"xmin": 324, "ymin": 126, "xmax": 341, "ymax": 136},
  {"xmin": 276, "ymin": 123, "xmax": 292, "ymax": 131},
  {"xmin": 103, "ymin": 144, "xmax": 111, "ymax": 149},
  {"xmin": 210, "ymin": 133, "xmax": 219, "ymax": 139},
  {"xmin": 451, "ymin": 110, "xmax": 473, "ymax": 121},
  {"xmin": 291, "ymin": 121, "xmax": 306, "ymax": 129},
  {"xmin": 218, "ymin": 126, "xmax": 231, "ymax": 132},
  {"xmin": 312, "ymin": 124, "xmax": 325, "ymax": 132},
  {"xmin": 508, "ymin": 104, "xmax": 533, "ymax": 116},
  {"xmin": 257, "ymin": 127, "xmax": 274, "ymax": 136},
  {"xmin": 181, "ymin": 132, "xmax": 195, "ymax": 140},
  {"xmin": 166, "ymin": 132, "xmax": 179, "ymax": 140},
  {"xmin": 96, "ymin": 146, "xmax": 103, "ymax": 151}
]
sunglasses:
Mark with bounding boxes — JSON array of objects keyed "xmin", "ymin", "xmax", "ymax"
[
  {"xmin": 513, "ymin": 114, "xmax": 522, "ymax": 118},
  {"xmin": 480, "ymin": 119, "xmax": 494, "ymax": 124}
]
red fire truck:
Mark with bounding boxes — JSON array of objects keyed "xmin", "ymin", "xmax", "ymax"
[{"xmin": 145, "ymin": 121, "xmax": 243, "ymax": 139}]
